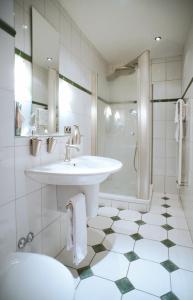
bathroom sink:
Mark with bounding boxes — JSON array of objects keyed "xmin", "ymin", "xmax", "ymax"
[
  {"xmin": 25, "ymin": 155, "xmax": 122, "ymax": 186},
  {"xmin": 25, "ymin": 155, "xmax": 122, "ymax": 217}
]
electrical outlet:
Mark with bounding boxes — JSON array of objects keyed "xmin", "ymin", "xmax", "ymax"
[{"xmin": 64, "ymin": 126, "xmax": 71, "ymax": 134}]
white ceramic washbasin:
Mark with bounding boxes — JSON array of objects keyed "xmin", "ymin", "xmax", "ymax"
[{"xmin": 25, "ymin": 155, "xmax": 122, "ymax": 186}]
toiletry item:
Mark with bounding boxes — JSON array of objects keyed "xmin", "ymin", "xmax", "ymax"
[
  {"xmin": 72, "ymin": 125, "xmax": 81, "ymax": 145},
  {"xmin": 47, "ymin": 137, "xmax": 57, "ymax": 153},
  {"xmin": 30, "ymin": 138, "xmax": 42, "ymax": 156}
]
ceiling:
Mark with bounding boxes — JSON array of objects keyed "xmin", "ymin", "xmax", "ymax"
[{"xmin": 59, "ymin": 0, "xmax": 193, "ymax": 65}]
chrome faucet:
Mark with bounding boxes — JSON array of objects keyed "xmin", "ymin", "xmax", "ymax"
[
  {"xmin": 64, "ymin": 125, "xmax": 81, "ymax": 162},
  {"xmin": 64, "ymin": 140, "xmax": 80, "ymax": 162}
]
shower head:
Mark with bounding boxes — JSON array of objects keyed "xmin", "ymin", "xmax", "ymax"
[
  {"xmin": 129, "ymin": 109, "xmax": 137, "ymax": 117},
  {"xmin": 107, "ymin": 57, "xmax": 138, "ymax": 81}
]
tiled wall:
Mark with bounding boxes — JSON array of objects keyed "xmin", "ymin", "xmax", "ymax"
[
  {"xmin": 180, "ymin": 18, "xmax": 193, "ymax": 240},
  {"xmin": 108, "ymin": 72, "xmax": 137, "ymax": 102},
  {"xmin": 0, "ymin": 0, "xmax": 108, "ymax": 264},
  {"xmin": 152, "ymin": 56, "xmax": 182, "ymax": 194}
]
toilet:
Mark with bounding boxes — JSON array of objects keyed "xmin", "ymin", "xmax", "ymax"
[{"xmin": 0, "ymin": 252, "xmax": 75, "ymax": 300}]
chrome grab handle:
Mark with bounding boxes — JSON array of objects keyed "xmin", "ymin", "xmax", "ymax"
[
  {"xmin": 18, "ymin": 232, "xmax": 34, "ymax": 249},
  {"xmin": 18, "ymin": 237, "xmax": 27, "ymax": 249}
]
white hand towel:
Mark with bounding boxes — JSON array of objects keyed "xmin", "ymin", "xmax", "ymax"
[
  {"xmin": 65, "ymin": 206, "xmax": 73, "ymax": 251},
  {"xmin": 66, "ymin": 193, "xmax": 87, "ymax": 265}
]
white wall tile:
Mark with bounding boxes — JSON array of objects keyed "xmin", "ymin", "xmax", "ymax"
[
  {"xmin": 166, "ymin": 121, "xmax": 176, "ymax": 139},
  {"xmin": 153, "ymin": 121, "xmax": 165, "ymax": 139},
  {"xmin": 153, "ymin": 102, "xmax": 166, "ymax": 121},
  {"xmin": 166, "ymin": 158, "xmax": 177, "ymax": 176},
  {"xmin": 153, "ymin": 158, "xmax": 165, "ymax": 176},
  {"xmin": 152, "ymin": 63, "xmax": 166, "ymax": 82},
  {"xmin": 165, "ymin": 176, "xmax": 177, "ymax": 194},
  {"xmin": 42, "ymin": 218, "xmax": 61, "ymax": 257},
  {"xmin": 45, "ymin": 0, "xmax": 60, "ymax": 31},
  {"xmin": 152, "ymin": 57, "xmax": 181, "ymax": 194},
  {"xmin": 0, "ymin": 147, "xmax": 15, "ymax": 206},
  {"xmin": 151, "ymin": 57, "xmax": 166, "ymax": 64},
  {"xmin": 16, "ymin": 189, "xmax": 42, "ymax": 239},
  {"xmin": 166, "ymin": 140, "xmax": 177, "ymax": 158},
  {"xmin": 166, "ymin": 61, "xmax": 182, "ymax": 80},
  {"xmin": 15, "ymin": 145, "xmax": 41, "ymax": 198},
  {"xmin": 81, "ymin": 37, "xmax": 91, "ymax": 67},
  {"xmin": 59, "ymin": 46, "xmax": 72, "ymax": 78},
  {"xmin": 153, "ymin": 139, "xmax": 165, "ymax": 158},
  {"xmin": 0, "ymin": 30, "xmax": 14, "ymax": 91},
  {"xmin": 0, "ymin": 0, "xmax": 14, "ymax": 26},
  {"xmin": 153, "ymin": 175, "xmax": 165, "ymax": 193},
  {"xmin": 71, "ymin": 25, "xmax": 81, "ymax": 59},
  {"xmin": 59, "ymin": 13, "xmax": 71, "ymax": 49},
  {"xmin": 0, "ymin": 201, "xmax": 16, "ymax": 263},
  {"xmin": 60, "ymin": 213, "xmax": 67, "ymax": 249},
  {"xmin": 166, "ymin": 102, "xmax": 176, "ymax": 121},
  {"xmin": 40, "ymin": 141, "xmax": 60, "ymax": 165},
  {"xmin": 166, "ymin": 80, "xmax": 182, "ymax": 99},
  {"xmin": 153, "ymin": 82, "xmax": 166, "ymax": 99},
  {"xmin": 14, "ymin": 1, "xmax": 25, "ymax": 52},
  {"xmin": 24, "ymin": 12, "xmax": 31, "ymax": 55},
  {"xmin": 0, "ymin": 89, "xmax": 15, "ymax": 147},
  {"xmin": 42, "ymin": 185, "xmax": 60, "ymax": 228}
]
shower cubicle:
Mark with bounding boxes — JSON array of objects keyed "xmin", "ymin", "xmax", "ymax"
[{"xmin": 97, "ymin": 50, "xmax": 152, "ymax": 210}]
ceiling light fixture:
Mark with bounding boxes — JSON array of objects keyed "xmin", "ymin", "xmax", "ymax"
[
  {"xmin": 47, "ymin": 57, "xmax": 52, "ymax": 61},
  {"xmin": 155, "ymin": 36, "xmax": 162, "ymax": 41}
]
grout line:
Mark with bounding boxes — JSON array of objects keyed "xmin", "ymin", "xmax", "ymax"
[{"xmin": 14, "ymin": 187, "xmax": 43, "ymax": 202}]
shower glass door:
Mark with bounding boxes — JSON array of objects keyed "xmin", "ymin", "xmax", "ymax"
[{"xmin": 97, "ymin": 100, "xmax": 138, "ymax": 197}]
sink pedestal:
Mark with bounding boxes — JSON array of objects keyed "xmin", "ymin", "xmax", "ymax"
[{"xmin": 57, "ymin": 184, "xmax": 99, "ymax": 217}]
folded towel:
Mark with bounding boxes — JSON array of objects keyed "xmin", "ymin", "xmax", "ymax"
[
  {"xmin": 66, "ymin": 193, "xmax": 87, "ymax": 265},
  {"xmin": 65, "ymin": 205, "xmax": 73, "ymax": 251}
]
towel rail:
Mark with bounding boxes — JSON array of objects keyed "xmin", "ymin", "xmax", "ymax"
[
  {"xmin": 66, "ymin": 202, "xmax": 73, "ymax": 209},
  {"xmin": 181, "ymin": 77, "xmax": 193, "ymax": 99}
]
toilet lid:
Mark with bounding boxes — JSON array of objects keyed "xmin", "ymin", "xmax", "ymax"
[{"xmin": 0, "ymin": 252, "xmax": 75, "ymax": 300}]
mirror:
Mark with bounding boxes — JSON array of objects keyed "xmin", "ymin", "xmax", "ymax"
[{"xmin": 15, "ymin": 7, "xmax": 59, "ymax": 136}]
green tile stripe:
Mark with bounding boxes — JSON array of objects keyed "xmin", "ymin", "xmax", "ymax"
[
  {"xmin": 0, "ymin": 18, "xmax": 16, "ymax": 37},
  {"xmin": 151, "ymin": 99, "xmax": 178, "ymax": 103},
  {"xmin": 59, "ymin": 74, "xmax": 92, "ymax": 95},
  {"xmin": 15, "ymin": 48, "xmax": 32, "ymax": 62}
]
